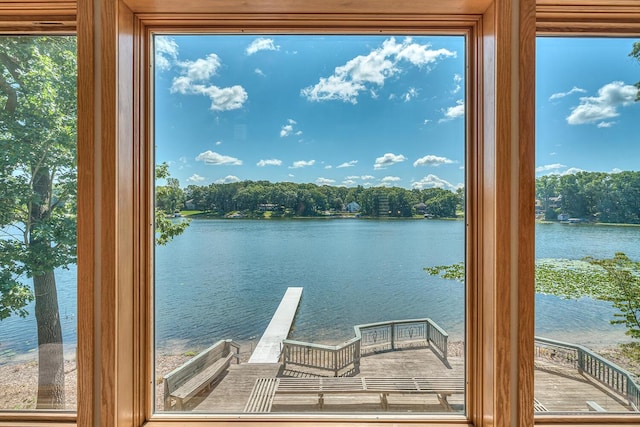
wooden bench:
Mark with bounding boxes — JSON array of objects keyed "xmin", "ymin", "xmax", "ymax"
[
  {"xmin": 163, "ymin": 339, "xmax": 239, "ymax": 410},
  {"xmin": 244, "ymin": 378, "xmax": 279, "ymax": 413},
  {"xmin": 244, "ymin": 376, "xmax": 464, "ymax": 412}
]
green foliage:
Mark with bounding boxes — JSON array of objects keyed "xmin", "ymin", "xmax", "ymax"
[
  {"xmin": 424, "ymin": 263, "xmax": 465, "ymax": 281},
  {"xmin": 155, "ymin": 163, "xmax": 190, "ymax": 246},
  {"xmin": 586, "ymin": 253, "xmax": 640, "ymax": 339},
  {"xmin": 0, "ymin": 36, "xmax": 77, "ymax": 321},
  {"xmin": 1, "ymin": 35, "xmax": 76, "ymax": 408},
  {"xmin": 425, "ymin": 253, "xmax": 640, "ymax": 339},
  {"xmin": 536, "ymin": 170, "xmax": 640, "ymax": 224},
  {"xmin": 631, "ymin": 41, "xmax": 640, "ymax": 101},
  {"xmin": 182, "ymin": 180, "xmax": 461, "ymax": 218}
]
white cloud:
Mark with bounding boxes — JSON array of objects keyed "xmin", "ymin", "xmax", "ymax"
[
  {"xmin": 155, "ymin": 36, "xmax": 179, "ymax": 71},
  {"xmin": 325, "ymin": 165, "xmax": 333, "ymax": 169},
  {"xmin": 337, "ymin": 160, "xmax": 358, "ymax": 168},
  {"xmin": 257, "ymin": 159, "xmax": 282, "ymax": 167},
  {"xmin": 195, "ymin": 151, "xmax": 243, "ymax": 166},
  {"xmin": 597, "ymin": 121, "xmax": 616, "ymax": 128},
  {"xmin": 169, "ymin": 52, "xmax": 248, "ymax": 112},
  {"xmin": 452, "ymin": 73, "xmax": 463, "ymax": 94},
  {"xmin": 381, "ymin": 176, "xmax": 401, "ymax": 183},
  {"xmin": 280, "ymin": 119, "xmax": 301, "ymax": 137},
  {"xmin": 246, "ymin": 38, "xmax": 280, "ymax": 55},
  {"xmin": 403, "ymin": 87, "xmax": 418, "ymax": 102},
  {"xmin": 535, "ymin": 163, "xmax": 566, "ymax": 173},
  {"xmin": 215, "ymin": 140, "xmax": 223, "ymax": 146},
  {"xmin": 342, "ymin": 179, "xmax": 357, "ymax": 186},
  {"xmin": 562, "ymin": 167, "xmax": 584, "ymax": 176},
  {"xmin": 423, "ymin": 119, "xmax": 432, "ymax": 125},
  {"xmin": 254, "ymin": 68, "xmax": 266, "ymax": 77},
  {"xmin": 316, "ymin": 177, "xmax": 336, "ymax": 185},
  {"xmin": 411, "ymin": 174, "xmax": 459, "ymax": 191},
  {"xmin": 280, "ymin": 125, "xmax": 293, "ymax": 137},
  {"xmin": 549, "ymin": 86, "xmax": 586, "ymax": 101},
  {"xmin": 567, "ymin": 81, "xmax": 637, "ymax": 125},
  {"xmin": 361, "ymin": 175, "xmax": 375, "ymax": 180},
  {"xmin": 301, "ymin": 37, "xmax": 455, "ymax": 104},
  {"xmin": 214, "ymin": 175, "xmax": 241, "ymax": 184},
  {"xmin": 290, "ymin": 160, "xmax": 315, "ymax": 169},
  {"xmin": 374, "ymin": 153, "xmax": 406, "ymax": 170},
  {"xmin": 611, "ymin": 168, "xmax": 623, "ymax": 174},
  {"xmin": 413, "ymin": 155, "xmax": 455, "ymax": 167},
  {"xmin": 439, "ymin": 100, "xmax": 465, "ymax": 122},
  {"xmin": 187, "ymin": 174, "xmax": 205, "ymax": 182}
]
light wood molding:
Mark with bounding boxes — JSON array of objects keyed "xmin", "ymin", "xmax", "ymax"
[
  {"xmin": 537, "ymin": 0, "xmax": 640, "ymax": 34},
  {"xmin": 123, "ymin": 0, "xmax": 494, "ymax": 15},
  {"xmin": 77, "ymin": 0, "xmax": 95, "ymax": 426},
  {"xmin": 0, "ymin": 1, "xmax": 75, "ymax": 32}
]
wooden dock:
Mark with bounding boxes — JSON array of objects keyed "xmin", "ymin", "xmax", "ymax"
[{"xmin": 248, "ymin": 287, "xmax": 303, "ymax": 364}]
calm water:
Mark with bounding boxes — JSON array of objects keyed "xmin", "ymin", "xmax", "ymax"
[{"xmin": 1, "ymin": 220, "xmax": 639, "ymax": 361}]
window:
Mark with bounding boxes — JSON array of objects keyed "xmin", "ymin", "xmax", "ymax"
[
  {"xmin": 534, "ymin": 36, "xmax": 640, "ymax": 415},
  {"xmin": 14, "ymin": 1, "xmax": 640, "ymax": 426},
  {"xmin": 0, "ymin": 35, "xmax": 77, "ymax": 412},
  {"xmin": 152, "ymin": 34, "xmax": 467, "ymax": 415}
]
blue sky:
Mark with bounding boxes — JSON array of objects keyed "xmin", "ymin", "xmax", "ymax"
[
  {"xmin": 154, "ymin": 35, "xmax": 640, "ymax": 190},
  {"xmin": 536, "ymin": 37, "xmax": 640, "ymax": 176}
]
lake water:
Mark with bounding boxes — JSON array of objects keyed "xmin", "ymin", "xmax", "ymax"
[{"xmin": 1, "ymin": 219, "xmax": 639, "ymax": 361}]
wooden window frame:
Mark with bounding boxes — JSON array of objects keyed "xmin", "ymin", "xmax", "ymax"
[
  {"xmin": 78, "ymin": 1, "xmax": 534, "ymax": 426},
  {"xmin": 0, "ymin": 0, "xmax": 636, "ymax": 426}
]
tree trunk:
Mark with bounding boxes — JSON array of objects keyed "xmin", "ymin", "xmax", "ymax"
[
  {"xmin": 30, "ymin": 166, "xmax": 65, "ymax": 409},
  {"xmin": 33, "ymin": 270, "xmax": 65, "ymax": 409}
]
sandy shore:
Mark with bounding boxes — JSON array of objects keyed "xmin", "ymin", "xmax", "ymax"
[{"xmin": 1, "ymin": 342, "xmax": 637, "ymax": 411}]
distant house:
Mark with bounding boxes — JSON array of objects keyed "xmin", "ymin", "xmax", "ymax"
[
  {"xmin": 184, "ymin": 199, "xmax": 196, "ymax": 210},
  {"xmin": 258, "ymin": 203, "xmax": 280, "ymax": 212},
  {"xmin": 414, "ymin": 202, "xmax": 427, "ymax": 215},
  {"xmin": 557, "ymin": 213, "xmax": 570, "ymax": 221},
  {"xmin": 345, "ymin": 201, "xmax": 361, "ymax": 213}
]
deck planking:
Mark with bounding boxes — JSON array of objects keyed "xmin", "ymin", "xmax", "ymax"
[
  {"xmin": 190, "ymin": 348, "xmax": 637, "ymax": 413},
  {"xmin": 248, "ymin": 287, "xmax": 303, "ymax": 363}
]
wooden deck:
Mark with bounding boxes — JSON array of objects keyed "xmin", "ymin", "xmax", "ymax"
[
  {"xmin": 180, "ymin": 347, "xmax": 637, "ymax": 414},
  {"xmin": 248, "ymin": 287, "xmax": 303, "ymax": 364}
]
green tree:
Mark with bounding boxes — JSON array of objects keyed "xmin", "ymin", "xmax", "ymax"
[
  {"xmin": 585, "ymin": 253, "xmax": 640, "ymax": 339},
  {"xmin": 426, "ymin": 253, "xmax": 640, "ymax": 340},
  {"xmin": 0, "ymin": 36, "xmax": 76, "ymax": 409},
  {"xmin": 155, "ymin": 163, "xmax": 190, "ymax": 246},
  {"xmin": 631, "ymin": 41, "xmax": 640, "ymax": 101}
]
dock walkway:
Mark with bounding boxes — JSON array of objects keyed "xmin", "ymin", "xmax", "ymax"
[{"xmin": 248, "ymin": 287, "xmax": 303, "ymax": 363}]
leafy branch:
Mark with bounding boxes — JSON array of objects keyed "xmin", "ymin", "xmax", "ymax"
[{"xmin": 425, "ymin": 253, "xmax": 640, "ymax": 339}]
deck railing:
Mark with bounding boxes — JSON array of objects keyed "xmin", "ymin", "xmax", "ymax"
[
  {"xmin": 356, "ymin": 318, "xmax": 448, "ymax": 359},
  {"xmin": 535, "ymin": 336, "xmax": 640, "ymax": 410},
  {"xmin": 280, "ymin": 337, "xmax": 361, "ymax": 377},
  {"xmin": 281, "ymin": 318, "xmax": 448, "ymax": 377}
]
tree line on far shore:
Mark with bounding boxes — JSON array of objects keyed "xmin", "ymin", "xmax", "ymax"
[
  {"xmin": 536, "ymin": 170, "xmax": 640, "ymax": 224},
  {"xmin": 159, "ymin": 168, "xmax": 640, "ymax": 223},
  {"xmin": 157, "ymin": 175, "xmax": 464, "ymax": 218}
]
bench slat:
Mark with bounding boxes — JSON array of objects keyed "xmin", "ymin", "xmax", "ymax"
[
  {"xmin": 248, "ymin": 376, "xmax": 465, "ymax": 412},
  {"xmin": 244, "ymin": 378, "xmax": 279, "ymax": 413},
  {"xmin": 171, "ymin": 353, "xmax": 232, "ymax": 401}
]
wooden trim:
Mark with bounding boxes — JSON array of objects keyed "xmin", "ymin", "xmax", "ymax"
[
  {"xmin": 478, "ymin": 0, "xmax": 536, "ymax": 425},
  {"xmin": 0, "ymin": 1, "xmax": 76, "ymax": 32},
  {"xmin": 77, "ymin": 0, "xmax": 95, "ymax": 425},
  {"xmin": 518, "ymin": 0, "xmax": 536, "ymax": 425},
  {"xmin": 123, "ymin": 0, "xmax": 493, "ymax": 15},
  {"xmin": 536, "ymin": 0, "xmax": 640, "ymax": 34}
]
